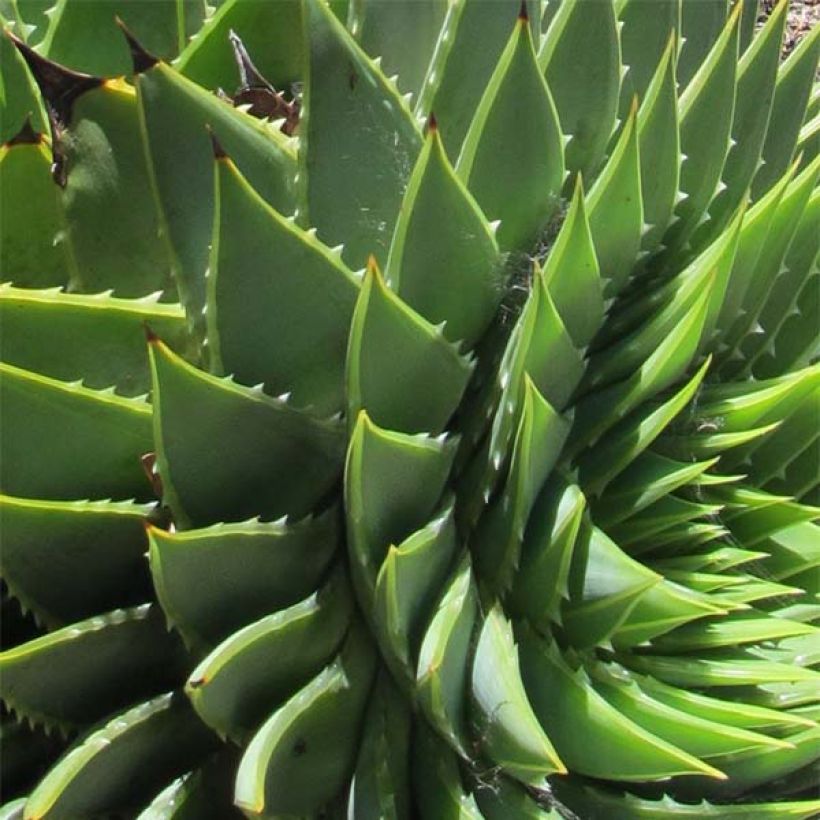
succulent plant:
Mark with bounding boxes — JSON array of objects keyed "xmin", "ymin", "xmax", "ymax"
[{"xmin": 1, "ymin": 0, "xmax": 819, "ymax": 816}]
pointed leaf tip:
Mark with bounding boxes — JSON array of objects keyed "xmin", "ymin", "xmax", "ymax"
[
  {"xmin": 115, "ymin": 16, "xmax": 159, "ymax": 74},
  {"xmin": 143, "ymin": 322, "xmax": 160, "ymax": 344},
  {"xmin": 366, "ymin": 254, "xmax": 381, "ymax": 275},
  {"xmin": 518, "ymin": 0, "xmax": 529, "ymax": 22},
  {"xmin": 8, "ymin": 35, "xmax": 102, "ymax": 126},
  {"xmin": 427, "ymin": 112, "xmax": 438, "ymax": 134}
]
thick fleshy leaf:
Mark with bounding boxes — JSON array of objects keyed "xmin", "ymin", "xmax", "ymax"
[
  {"xmin": 350, "ymin": 0, "xmax": 448, "ymax": 99},
  {"xmin": 0, "ymin": 138, "xmax": 69, "ymax": 289},
  {"xmin": 347, "ymin": 671, "xmax": 412, "ymax": 820},
  {"xmin": 0, "ymin": 605, "xmax": 187, "ymax": 730},
  {"xmin": 562, "ymin": 526, "xmax": 660, "ymax": 649},
  {"xmin": 457, "ymin": 8, "xmax": 564, "ymax": 252},
  {"xmin": 667, "ymin": 5, "xmax": 739, "ymax": 249},
  {"xmin": 148, "ymin": 508, "xmax": 338, "ymax": 648},
  {"xmin": 0, "ymin": 286, "xmax": 186, "ymax": 396},
  {"xmin": 539, "ymin": 0, "xmax": 620, "ymax": 180},
  {"xmin": 509, "ymin": 477, "xmax": 585, "ymax": 628},
  {"xmin": 416, "ymin": 555, "xmax": 478, "ymax": 755},
  {"xmin": 347, "ymin": 262, "xmax": 474, "ymax": 434},
  {"xmin": 412, "ymin": 720, "xmax": 481, "ymax": 819},
  {"xmin": 24, "ymin": 694, "xmax": 216, "ymax": 820},
  {"xmin": 697, "ymin": 0, "xmax": 787, "ymax": 238},
  {"xmin": 618, "ymin": 0, "xmax": 680, "ymax": 113},
  {"xmin": 678, "ymin": 0, "xmax": 729, "ymax": 88},
  {"xmin": 0, "ymin": 496, "xmax": 154, "ymax": 627},
  {"xmin": 541, "ymin": 177, "xmax": 603, "ymax": 349},
  {"xmin": 415, "ymin": 0, "xmax": 539, "ymax": 156},
  {"xmin": 471, "ymin": 606, "xmax": 565, "ymax": 784},
  {"xmin": 473, "ymin": 377, "xmax": 571, "ymax": 593},
  {"xmin": 517, "ymin": 627, "xmax": 723, "ymax": 781},
  {"xmin": 137, "ymin": 60, "xmax": 297, "ymax": 320},
  {"xmin": 0, "ymin": 363, "xmax": 153, "ymax": 501},
  {"xmin": 175, "ymin": 0, "xmax": 302, "ymax": 92},
  {"xmin": 208, "ymin": 153, "xmax": 359, "ymax": 415},
  {"xmin": 587, "ymin": 99, "xmax": 643, "ymax": 296},
  {"xmin": 637, "ymin": 34, "xmax": 680, "ymax": 249},
  {"xmin": 0, "ymin": 22, "xmax": 48, "ymax": 141},
  {"xmin": 752, "ymin": 26, "xmax": 820, "ymax": 197},
  {"xmin": 234, "ymin": 621, "xmax": 377, "ymax": 817},
  {"xmin": 186, "ymin": 566, "xmax": 352, "ymax": 741},
  {"xmin": 345, "ymin": 411, "xmax": 456, "ymax": 610},
  {"xmin": 386, "ymin": 121, "xmax": 503, "ymax": 347},
  {"xmin": 149, "ymin": 337, "xmax": 344, "ymax": 528},
  {"xmin": 40, "ymin": 0, "xmax": 205, "ymax": 75},
  {"xmin": 373, "ymin": 505, "xmax": 458, "ymax": 677},
  {"xmin": 302, "ymin": 0, "xmax": 421, "ymax": 269}
]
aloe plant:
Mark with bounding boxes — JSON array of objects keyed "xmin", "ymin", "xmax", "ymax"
[{"xmin": 0, "ymin": 0, "xmax": 818, "ymax": 817}]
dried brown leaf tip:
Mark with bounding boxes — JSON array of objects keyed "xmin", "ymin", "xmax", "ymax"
[
  {"xmin": 115, "ymin": 17, "xmax": 159, "ymax": 74},
  {"xmin": 427, "ymin": 112, "xmax": 438, "ymax": 135},
  {"xmin": 518, "ymin": 0, "xmax": 529, "ymax": 22},
  {"xmin": 207, "ymin": 126, "xmax": 229, "ymax": 161},
  {"xmin": 229, "ymin": 30, "xmax": 300, "ymax": 136}
]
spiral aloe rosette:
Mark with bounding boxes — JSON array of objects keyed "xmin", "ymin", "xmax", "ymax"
[{"xmin": 1, "ymin": 0, "xmax": 819, "ymax": 816}]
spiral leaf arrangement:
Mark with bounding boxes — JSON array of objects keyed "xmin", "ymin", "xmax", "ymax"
[{"xmin": 1, "ymin": 0, "xmax": 818, "ymax": 817}]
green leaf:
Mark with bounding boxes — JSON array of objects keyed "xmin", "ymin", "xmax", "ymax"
[
  {"xmin": 0, "ymin": 362, "xmax": 153, "ymax": 502},
  {"xmin": 175, "ymin": 0, "xmax": 302, "ymax": 92},
  {"xmin": 415, "ymin": 0, "xmax": 539, "ymax": 157},
  {"xmin": 637, "ymin": 34, "xmax": 680, "ymax": 250},
  {"xmin": 592, "ymin": 451, "xmax": 718, "ymax": 526},
  {"xmin": 752, "ymin": 25, "xmax": 820, "ymax": 197},
  {"xmin": 0, "ymin": 138, "xmax": 71, "ymax": 290},
  {"xmin": 186, "ymin": 565, "xmax": 352, "ymax": 742},
  {"xmin": 590, "ymin": 662, "xmax": 792, "ymax": 759},
  {"xmin": 668, "ymin": 4, "xmax": 739, "ymax": 249},
  {"xmin": 678, "ymin": 0, "xmax": 728, "ymax": 88},
  {"xmin": 0, "ymin": 285, "xmax": 186, "ymax": 396},
  {"xmin": 347, "ymin": 262, "xmax": 474, "ymax": 435},
  {"xmin": 539, "ymin": 0, "xmax": 620, "ymax": 181},
  {"xmin": 749, "ymin": 189, "xmax": 820, "ymax": 378},
  {"xmin": 509, "ymin": 478, "xmax": 585, "ymax": 629},
  {"xmin": 137, "ymin": 60, "xmax": 297, "ymax": 321},
  {"xmin": 569, "ymin": 282, "xmax": 713, "ymax": 453},
  {"xmin": 0, "ymin": 495, "xmax": 154, "ymax": 627},
  {"xmin": 416, "ymin": 554, "xmax": 478, "ymax": 756},
  {"xmin": 373, "ymin": 504, "xmax": 458, "ymax": 678},
  {"xmin": 50, "ymin": 79, "xmax": 175, "ymax": 297},
  {"xmin": 148, "ymin": 508, "xmax": 338, "ymax": 648},
  {"xmin": 234, "ymin": 621, "xmax": 377, "ymax": 817},
  {"xmin": 386, "ymin": 120, "xmax": 503, "ymax": 347},
  {"xmin": 562, "ymin": 526, "xmax": 660, "ymax": 649},
  {"xmin": 575, "ymin": 345, "xmax": 708, "ymax": 501},
  {"xmin": 698, "ymin": 0, "xmax": 787, "ymax": 237},
  {"xmin": 347, "ymin": 671, "xmax": 412, "ymax": 820},
  {"xmin": 619, "ymin": 0, "xmax": 680, "ymax": 115},
  {"xmin": 149, "ymin": 336, "xmax": 344, "ymax": 528},
  {"xmin": 517, "ymin": 627, "xmax": 722, "ymax": 781},
  {"xmin": 208, "ymin": 153, "xmax": 359, "ymax": 416},
  {"xmin": 456, "ymin": 9, "xmax": 564, "ymax": 252},
  {"xmin": 40, "ymin": 0, "xmax": 205, "ymax": 75},
  {"xmin": 0, "ymin": 605, "xmax": 187, "ymax": 730},
  {"xmin": 555, "ymin": 780, "xmax": 820, "ymax": 819},
  {"xmin": 587, "ymin": 99, "xmax": 643, "ymax": 297},
  {"xmin": 24, "ymin": 693, "xmax": 217, "ymax": 820},
  {"xmin": 350, "ymin": 0, "xmax": 448, "ymax": 99},
  {"xmin": 412, "ymin": 720, "xmax": 482, "ymax": 820},
  {"xmin": 302, "ymin": 0, "xmax": 421, "ymax": 269},
  {"xmin": 541, "ymin": 177, "xmax": 603, "ymax": 349},
  {"xmin": 471, "ymin": 606, "xmax": 565, "ymax": 784},
  {"xmin": 472, "ymin": 377, "xmax": 571, "ymax": 593},
  {"xmin": 620, "ymin": 650, "xmax": 820, "ymax": 688},
  {"xmin": 344, "ymin": 411, "xmax": 456, "ymax": 611},
  {"xmin": 0, "ymin": 22, "xmax": 48, "ymax": 141}
]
